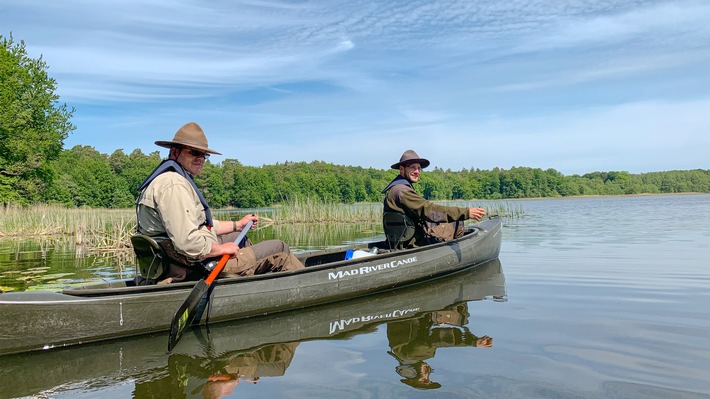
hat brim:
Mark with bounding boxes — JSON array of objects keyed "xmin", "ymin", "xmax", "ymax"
[
  {"xmin": 391, "ymin": 158, "xmax": 430, "ymax": 170},
  {"xmin": 155, "ymin": 140, "xmax": 222, "ymax": 155}
]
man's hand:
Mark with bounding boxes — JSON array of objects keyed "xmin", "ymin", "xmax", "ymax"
[
  {"xmin": 206, "ymin": 241, "xmax": 239, "ymax": 259},
  {"xmin": 468, "ymin": 207, "xmax": 486, "ymax": 221},
  {"xmin": 238, "ymin": 214, "xmax": 258, "ymax": 230}
]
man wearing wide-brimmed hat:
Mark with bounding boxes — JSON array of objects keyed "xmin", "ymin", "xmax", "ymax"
[
  {"xmin": 382, "ymin": 150, "xmax": 486, "ymax": 248},
  {"xmin": 134, "ymin": 122, "xmax": 303, "ymax": 284}
]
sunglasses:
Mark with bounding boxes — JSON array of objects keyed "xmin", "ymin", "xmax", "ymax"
[{"xmin": 186, "ymin": 149, "xmax": 210, "ymax": 159}]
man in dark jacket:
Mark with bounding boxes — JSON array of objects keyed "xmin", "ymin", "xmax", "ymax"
[{"xmin": 382, "ymin": 150, "xmax": 486, "ymax": 248}]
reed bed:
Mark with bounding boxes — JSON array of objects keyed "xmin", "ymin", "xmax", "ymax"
[
  {"xmin": 0, "ymin": 205, "xmax": 136, "ymax": 251},
  {"xmin": 269, "ymin": 197, "xmax": 379, "ymax": 224},
  {"xmin": 0, "ymin": 200, "xmax": 524, "ymax": 250}
]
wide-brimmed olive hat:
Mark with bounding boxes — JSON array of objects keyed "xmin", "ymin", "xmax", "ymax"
[
  {"xmin": 155, "ymin": 122, "xmax": 222, "ymax": 155},
  {"xmin": 391, "ymin": 149, "xmax": 430, "ymax": 170}
]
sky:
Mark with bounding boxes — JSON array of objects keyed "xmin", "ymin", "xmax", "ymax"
[{"xmin": 2, "ymin": 0, "xmax": 709, "ymax": 175}]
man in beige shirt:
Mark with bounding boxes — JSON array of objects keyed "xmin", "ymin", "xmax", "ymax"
[{"xmin": 135, "ymin": 122, "xmax": 303, "ymax": 283}]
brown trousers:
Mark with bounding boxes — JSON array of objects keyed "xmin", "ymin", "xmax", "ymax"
[
  {"xmin": 424, "ymin": 220, "xmax": 465, "ymax": 243},
  {"xmin": 217, "ymin": 233, "xmax": 304, "ymax": 277}
]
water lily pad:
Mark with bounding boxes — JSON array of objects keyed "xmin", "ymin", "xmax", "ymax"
[
  {"xmin": 20, "ymin": 270, "xmax": 48, "ymax": 275},
  {"xmin": 67, "ymin": 280, "xmax": 105, "ymax": 288},
  {"xmin": 26, "ymin": 267, "xmax": 51, "ymax": 272},
  {"xmin": 24, "ymin": 283, "xmax": 69, "ymax": 292},
  {"xmin": 53, "ymin": 278, "xmax": 81, "ymax": 284},
  {"xmin": 38, "ymin": 273, "xmax": 76, "ymax": 281}
]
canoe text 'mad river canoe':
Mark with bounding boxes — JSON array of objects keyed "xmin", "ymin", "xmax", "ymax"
[{"xmin": 0, "ymin": 215, "xmax": 502, "ymax": 356}]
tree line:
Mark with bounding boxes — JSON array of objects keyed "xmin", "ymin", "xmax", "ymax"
[
  {"xmin": 2, "ymin": 33, "xmax": 709, "ymax": 209},
  {"xmin": 21, "ymin": 145, "xmax": 710, "ymax": 208}
]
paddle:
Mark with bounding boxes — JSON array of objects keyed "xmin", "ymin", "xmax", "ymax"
[{"xmin": 168, "ymin": 220, "xmax": 253, "ymax": 352}]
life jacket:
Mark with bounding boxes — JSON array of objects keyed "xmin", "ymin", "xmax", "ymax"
[
  {"xmin": 136, "ymin": 159, "xmax": 213, "ymax": 228},
  {"xmin": 381, "ymin": 175, "xmax": 413, "ymax": 196}
]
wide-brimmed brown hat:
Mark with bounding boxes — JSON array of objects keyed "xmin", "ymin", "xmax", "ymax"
[
  {"xmin": 155, "ymin": 122, "xmax": 222, "ymax": 155},
  {"xmin": 391, "ymin": 149, "xmax": 430, "ymax": 169}
]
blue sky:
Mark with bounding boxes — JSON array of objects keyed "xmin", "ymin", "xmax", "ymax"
[{"xmin": 2, "ymin": 0, "xmax": 708, "ymax": 175}]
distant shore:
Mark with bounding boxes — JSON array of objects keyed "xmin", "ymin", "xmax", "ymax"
[{"xmin": 496, "ymin": 192, "xmax": 708, "ymax": 201}]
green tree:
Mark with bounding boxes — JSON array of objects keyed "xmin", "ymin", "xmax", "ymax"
[
  {"xmin": 0, "ymin": 34, "xmax": 75, "ymax": 204},
  {"xmin": 45, "ymin": 146, "xmax": 132, "ymax": 208},
  {"xmin": 109, "ymin": 149, "xmax": 162, "ymax": 198}
]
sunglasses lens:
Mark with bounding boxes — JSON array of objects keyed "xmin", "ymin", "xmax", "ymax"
[{"xmin": 189, "ymin": 149, "xmax": 209, "ymax": 158}]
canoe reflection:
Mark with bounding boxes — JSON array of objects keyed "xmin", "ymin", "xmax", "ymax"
[{"xmin": 0, "ymin": 259, "xmax": 505, "ymax": 398}]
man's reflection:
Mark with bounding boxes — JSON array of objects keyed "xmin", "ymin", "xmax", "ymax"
[
  {"xmin": 132, "ymin": 303, "xmax": 491, "ymax": 396},
  {"xmin": 132, "ymin": 342, "xmax": 299, "ymax": 398},
  {"xmin": 387, "ymin": 303, "xmax": 492, "ymax": 390}
]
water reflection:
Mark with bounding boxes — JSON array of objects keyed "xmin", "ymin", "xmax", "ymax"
[
  {"xmin": 0, "ymin": 259, "xmax": 505, "ymax": 398},
  {"xmin": 0, "ymin": 236, "xmax": 136, "ymax": 292},
  {"xmin": 387, "ymin": 303, "xmax": 493, "ymax": 390},
  {"xmin": 133, "ymin": 342, "xmax": 299, "ymax": 399}
]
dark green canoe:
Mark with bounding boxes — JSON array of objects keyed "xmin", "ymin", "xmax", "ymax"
[
  {"xmin": 0, "ymin": 216, "xmax": 501, "ymax": 356},
  {"xmin": 0, "ymin": 258, "xmax": 505, "ymax": 398}
]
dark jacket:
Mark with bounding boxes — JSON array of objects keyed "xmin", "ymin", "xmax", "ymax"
[{"xmin": 383, "ymin": 176, "xmax": 469, "ymax": 247}]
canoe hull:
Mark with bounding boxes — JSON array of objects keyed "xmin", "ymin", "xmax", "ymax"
[
  {"xmin": 0, "ymin": 259, "xmax": 505, "ymax": 398},
  {"xmin": 0, "ymin": 216, "xmax": 502, "ymax": 355}
]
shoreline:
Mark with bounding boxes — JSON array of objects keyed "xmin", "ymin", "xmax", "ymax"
[{"xmin": 490, "ymin": 192, "xmax": 708, "ymax": 201}]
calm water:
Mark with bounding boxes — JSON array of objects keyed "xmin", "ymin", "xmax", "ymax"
[{"xmin": 1, "ymin": 194, "xmax": 709, "ymax": 398}]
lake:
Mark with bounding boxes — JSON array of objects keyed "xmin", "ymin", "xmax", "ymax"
[{"xmin": 1, "ymin": 194, "xmax": 709, "ymax": 398}]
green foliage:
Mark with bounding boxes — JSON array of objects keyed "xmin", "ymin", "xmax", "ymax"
[
  {"xmin": 0, "ymin": 34, "xmax": 75, "ymax": 204},
  {"xmin": 109, "ymin": 149, "xmax": 162, "ymax": 196},
  {"xmin": 44, "ymin": 146, "xmax": 133, "ymax": 208}
]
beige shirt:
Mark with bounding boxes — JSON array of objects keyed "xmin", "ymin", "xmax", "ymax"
[{"xmin": 136, "ymin": 171, "xmax": 220, "ymax": 260}]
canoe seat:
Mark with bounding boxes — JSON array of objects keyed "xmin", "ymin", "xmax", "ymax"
[
  {"xmin": 130, "ymin": 234, "xmax": 170, "ymax": 282},
  {"xmin": 383, "ymin": 212, "xmax": 416, "ymax": 250}
]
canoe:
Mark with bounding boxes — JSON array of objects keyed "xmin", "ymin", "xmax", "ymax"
[
  {"xmin": 0, "ymin": 215, "xmax": 502, "ymax": 356},
  {"xmin": 0, "ymin": 258, "xmax": 505, "ymax": 398}
]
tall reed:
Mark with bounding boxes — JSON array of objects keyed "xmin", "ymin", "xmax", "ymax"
[{"xmin": 269, "ymin": 197, "xmax": 379, "ymax": 224}]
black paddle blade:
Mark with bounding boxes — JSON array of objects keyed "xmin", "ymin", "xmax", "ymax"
[{"xmin": 167, "ymin": 279, "xmax": 209, "ymax": 351}]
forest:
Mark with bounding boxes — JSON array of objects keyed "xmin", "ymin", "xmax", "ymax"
[
  {"xmin": 8, "ymin": 144, "xmax": 710, "ymax": 208},
  {"xmin": 2, "ymin": 34, "xmax": 709, "ymax": 209}
]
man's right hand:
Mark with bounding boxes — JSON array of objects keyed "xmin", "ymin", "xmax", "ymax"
[
  {"xmin": 469, "ymin": 207, "xmax": 486, "ymax": 221},
  {"xmin": 206, "ymin": 242, "xmax": 239, "ymax": 259}
]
